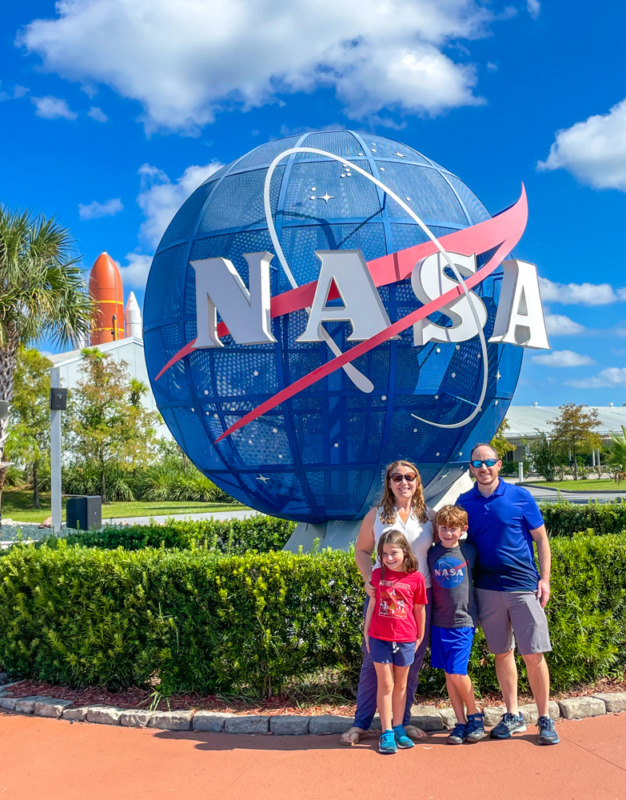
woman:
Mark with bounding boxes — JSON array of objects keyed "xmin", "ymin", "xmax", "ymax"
[{"xmin": 340, "ymin": 459, "xmax": 434, "ymax": 746}]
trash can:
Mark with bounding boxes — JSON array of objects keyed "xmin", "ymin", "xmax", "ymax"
[{"xmin": 66, "ymin": 495, "xmax": 102, "ymax": 531}]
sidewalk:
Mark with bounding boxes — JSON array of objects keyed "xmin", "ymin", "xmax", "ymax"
[{"xmin": 0, "ymin": 711, "xmax": 624, "ymax": 799}]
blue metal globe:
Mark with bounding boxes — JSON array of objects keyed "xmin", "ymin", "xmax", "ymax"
[{"xmin": 143, "ymin": 130, "xmax": 521, "ymax": 523}]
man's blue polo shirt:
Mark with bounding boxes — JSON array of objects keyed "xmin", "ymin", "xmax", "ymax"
[{"xmin": 457, "ymin": 479, "xmax": 543, "ymax": 592}]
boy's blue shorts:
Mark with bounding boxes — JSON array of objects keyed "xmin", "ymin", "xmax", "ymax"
[
  {"xmin": 369, "ymin": 637, "xmax": 416, "ymax": 666},
  {"xmin": 430, "ymin": 625, "xmax": 475, "ymax": 674}
]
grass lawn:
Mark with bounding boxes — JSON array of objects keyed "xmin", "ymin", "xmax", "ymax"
[
  {"xmin": 1, "ymin": 488, "xmax": 243, "ymax": 523},
  {"xmin": 526, "ymin": 478, "xmax": 624, "ymax": 492}
]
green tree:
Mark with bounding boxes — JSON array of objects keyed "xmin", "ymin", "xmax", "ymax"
[
  {"xmin": 0, "ymin": 208, "xmax": 92, "ymax": 513},
  {"xmin": 490, "ymin": 418, "xmax": 516, "ymax": 460},
  {"xmin": 4, "ymin": 347, "xmax": 52, "ymax": 507},
  {"xmin": 66, "ymin": 349, "xmax": 159, "ymax": 502},
  {"xmin": 550, "ymin": 403, "xmax": 602, "ymax": 480},
  {"xmin": 608, "ymin": 425, "xmax": 626, "ymax": 474},
  {"xmin": 529, "ymin": 430, "xmax": 564, "ymax": 482}
]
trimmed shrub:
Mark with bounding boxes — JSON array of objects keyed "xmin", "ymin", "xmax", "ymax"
[
  {"xmin": 0, "ymin": 533, "xmax": 625, "ymax": 697},
  {"xmin": 540, "ymin": 500, "xmax": 626, "ymax": 537},
  {"xmin": 544, "ymin": 533, "xmax": 626, "ymax": 688},
  {"xmin": 54, "ymin": 516, "xmax": 295, "ymax": 555},
  {"xmin": 0, "ymin": 544, "xmax": 361, "ymax": 695}
]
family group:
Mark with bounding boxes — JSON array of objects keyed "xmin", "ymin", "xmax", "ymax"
[{"xmin": 340, "ymin": 443, "xmax": 559, "ymax": 754}]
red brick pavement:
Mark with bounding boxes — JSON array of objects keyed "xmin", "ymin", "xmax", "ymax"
[{"xmin": 0, "ymin": 711, "xmax": 624, "ymax": 799}]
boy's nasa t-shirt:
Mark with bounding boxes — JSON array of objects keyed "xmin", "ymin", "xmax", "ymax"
[
  {"xmin": 427, "ymin": 541, "xmax": 478, "ymax": 628},
  {"xmin": 369, "ymin": 568, "xmax": 428, "ymax": 642}
]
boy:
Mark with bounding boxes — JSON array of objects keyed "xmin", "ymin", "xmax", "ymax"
[{"xmin": 427, "ymin": 504, "xmax": 485, "ymax": 744}]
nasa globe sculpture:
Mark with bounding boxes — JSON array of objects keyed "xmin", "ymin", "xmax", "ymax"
[{"xmin": 143, "ymin": 130, "xmax": 548, "ymax": 526}]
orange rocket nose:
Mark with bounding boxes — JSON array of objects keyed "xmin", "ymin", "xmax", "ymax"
[{"xmin": 89, "ymin": 251, "xmax": 125, "ymax": 345}]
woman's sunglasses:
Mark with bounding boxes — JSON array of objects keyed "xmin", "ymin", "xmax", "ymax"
[
  {"xmin": 470, "ymin": 459, "xmax": 498, "ymax": 468},
  {"xmin": 390, "ymin": 472, "xmax": 417, "ymax": 483}
]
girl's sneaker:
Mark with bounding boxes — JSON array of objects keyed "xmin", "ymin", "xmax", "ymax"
[
  {"xmin": 447, "ymin": 722, "xmax": 468, "ymax": 745},
  {"xmin": 379, "ymin": 730, "xmax": 398, "ymax": 754},
  {"xmin": 392, "ymin": 724, "xmax": 415, "ymax": 749},
  {"xmin": 466, "ymin": 712, "xmax": 486, "ymax": 742}
]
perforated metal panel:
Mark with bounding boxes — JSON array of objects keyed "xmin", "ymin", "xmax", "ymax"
[{"xmin": 144, "ymin": 130, "xmax": 523, "ymax": 523}]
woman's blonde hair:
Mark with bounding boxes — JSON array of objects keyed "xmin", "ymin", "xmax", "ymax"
[
  {"xmin": 377, "ymin": 529, "xmax": 418, "ymax": 579},
  {"xmin": 379, "ymin": 459, "xmax": 428, "ymax": 524}
]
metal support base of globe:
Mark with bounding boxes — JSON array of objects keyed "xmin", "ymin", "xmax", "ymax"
[{"xmin": 283, "ymin": 471, "xmax": 473, "ymax": 553}]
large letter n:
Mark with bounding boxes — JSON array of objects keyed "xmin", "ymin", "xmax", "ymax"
[{"xmin": 190, "ymin": 252, "xmax": 276, "ymax": 347}]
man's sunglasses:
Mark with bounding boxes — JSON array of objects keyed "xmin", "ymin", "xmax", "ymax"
[
  {"xmin": 390, "ymin": 472, "xmax": 417, "ymax": 483},
  {"xmin": 470, "ymin": 459, "xmax": 498, "ymax": 468}
]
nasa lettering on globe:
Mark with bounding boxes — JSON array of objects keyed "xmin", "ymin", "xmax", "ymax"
[{"xmin": 144, "ymin": 130, "xmax": 549, "ymax": 524}]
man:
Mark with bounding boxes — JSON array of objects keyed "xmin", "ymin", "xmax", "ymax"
[{"xmin": 457, "ymin": 443, "xmax": 559, "ymax": 745}]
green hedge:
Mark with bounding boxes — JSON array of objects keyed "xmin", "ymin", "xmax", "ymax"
[
  {"xmin": 540, "ymin": 500, "xmax": 626, "ymax": 537},
  {"xmin": 1, "ymin": 532, "xmax": 625, "ymax": 697},
  {"xmin": 48, "ymin": 516, "xmax": 295, "ymax": 555}
]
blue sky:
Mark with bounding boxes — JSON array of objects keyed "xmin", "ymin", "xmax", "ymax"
[{"xmin": 2, "ymin": 0, "xmax": 626, "ymax": 406}]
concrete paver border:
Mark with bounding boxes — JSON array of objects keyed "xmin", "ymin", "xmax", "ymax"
[{"xmin": 1, "ymin": 681, "xmax": 624, "ymax": 735}]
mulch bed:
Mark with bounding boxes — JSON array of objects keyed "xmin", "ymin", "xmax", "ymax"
[{"xmin": 3, "ymin": 673, "xmax": 625, "ymax": 716}]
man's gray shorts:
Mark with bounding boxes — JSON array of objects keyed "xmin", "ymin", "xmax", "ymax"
[{"xmin": 475, "ymin": 589, "xmax": 552, "ymax": 655}]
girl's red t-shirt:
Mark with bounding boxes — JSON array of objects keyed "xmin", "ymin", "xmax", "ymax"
[{"xmin": 368, "ymin": 567, "xmax": 428, "ymax": 642}]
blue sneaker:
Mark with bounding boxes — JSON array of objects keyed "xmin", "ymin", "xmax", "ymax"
[
  {"xmin": 447, "ymin": 722, "xmax": 468, "ymax": 745},
  {"xmin": 537, "ymin": 715, "xmax": 560, "ymax": 745},
  {"xmin": 466, "ymin": 712, "xmax": 486, "ymax": 742},
  {"xmin": 393, "ymin": 724, "xmax": 415, "ymax": 749},
  {"xmin": 379, "ymin": 730, "xmax": 398, "ymax": 754},
  {"xmin": 490, "ymin": 712, "xmax": 526, "ymax": 739}
]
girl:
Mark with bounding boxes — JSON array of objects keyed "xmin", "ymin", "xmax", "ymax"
[
  {"xmin": 340, "ymin": 460, "xmax": 434, "ymax": 747},
  {"xmin": 364, "ymin": 529, "xmax": 428, "ymax": 754}
]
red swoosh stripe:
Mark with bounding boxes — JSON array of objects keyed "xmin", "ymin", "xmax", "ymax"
[
  {"xmin": 156, "ymin": 187, "xmax": 527, "ymax": 381},
  {"xmin": 215, "ymin": 188, "xmax": 528, "ymax": 442}
]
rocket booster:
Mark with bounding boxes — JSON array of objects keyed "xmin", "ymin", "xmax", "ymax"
[
  {"xmin": 124, "ymin": 291, "xmax": 143, "ymax": 339},
  {"xmin": 89, "ymin": 252, "xmax": 125, "ymax": 345}
]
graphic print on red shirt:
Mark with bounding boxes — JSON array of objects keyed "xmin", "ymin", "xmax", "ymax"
[{"xmin": 369, "ymin": 568, "xmax": 428, "ymax": 643}]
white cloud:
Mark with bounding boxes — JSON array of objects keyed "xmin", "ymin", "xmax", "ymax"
[
  {"xmin": 31, "ymin": 95, "xmax": 77, "ymax": 120},
  {"xmin": 78, "ymin": 197, "xmax": 123, "ymax": 220},
  {"xmin": 137, "ymin": 161, "xmax": 223, "ymax": 248},
  {"xmin": 539, "ymin": 276, "xmax": 626, "ymax": 306},
  {"xmin": 538, "ymin": 98, "xmax": 626, "ymax": 191},
  {"xmin": 544, "ymin": 311, "xmax": 585, "ymax": 336},
  {"xmin": 88, "ymin": 106, "xmax": 107, "ymax": 122},
  {"xmin": 531, "ymin": 350, "xmax": 595, "ymax": 368},
  {"xmin": 117, "ymin": 253, "xmax": 153, "ymax": 288},
  {"xmin": 567, "ymin": 368, "xmax": 626, "ymax": 389},
  {"xmin": 527, "ymin": 0, "xmax": 540, "ymax": 19},
  {"xmin": 18, "ymin": 0, "xmax": 496, "ymax": 132},
  {"xmin": 0, "ymin": 83, "xmax": 29, "ymax": 101}
]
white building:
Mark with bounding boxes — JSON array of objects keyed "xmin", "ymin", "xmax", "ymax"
[
  {"xmin": 503, "ymin": 405, "xmax": 626, "ymax": 462},
  {"xmin": 48, "ymin": 337, "xmax": 167, "ymax": 435}
]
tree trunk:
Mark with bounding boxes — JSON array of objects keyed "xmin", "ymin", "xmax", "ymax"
[
  {"xmin": 0, "ymin": 328, "xmax": 20, "ymax": 527},
  {"xmin": 33, "ymin": 460, "xmax": 40, "ymax": 509},
  {"xmin": 0, "ymin": 466, "xmax": 7, "ymax": 526}
]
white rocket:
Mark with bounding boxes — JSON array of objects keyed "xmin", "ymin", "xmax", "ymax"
[{"xmin": 124, "ymin": 291, "xmax": 143, "ymax": 339}]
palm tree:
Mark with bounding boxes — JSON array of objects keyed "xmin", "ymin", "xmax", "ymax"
[
  {"xmin": 609, "ymin": 425, "xmax": 626, "ymax": 484},
  {"xmin": 0, "ymin": 207, "xmax": 93, "ymax": 515}
]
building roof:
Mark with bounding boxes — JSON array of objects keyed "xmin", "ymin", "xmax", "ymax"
[
  {"xmin": 48, "ymin": 337, "xmax": 144, "ymax": 368},
  {"xmin": 505, "ymin": 405, "xmax": 626, "ymax": 439}
]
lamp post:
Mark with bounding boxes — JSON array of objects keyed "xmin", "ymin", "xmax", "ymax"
[{"xmin": 49, "ymin": 368, "xmax": 67, "ymax": 535}]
